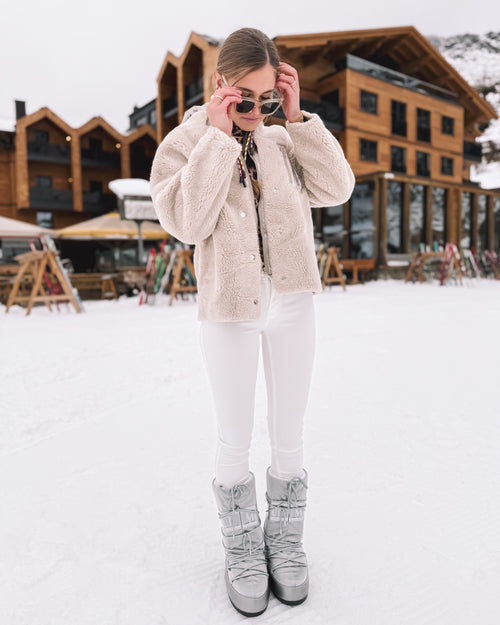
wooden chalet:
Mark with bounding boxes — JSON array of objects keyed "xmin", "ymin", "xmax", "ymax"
[
  {"xmin": 2, "ymin": 26, "xmax": 500, "ymax": 272},
  {"xmin": 0, "ymin": 102, "xmax": 158, "ymax": 231},
  {"xmin": 135, "ymin": 27, "xmax": 500, "ymax": 266}
]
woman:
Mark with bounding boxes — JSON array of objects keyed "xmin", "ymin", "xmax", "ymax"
[{"xmin": 150, "ymin": 28, "xmax": 354, "ymax": 617}]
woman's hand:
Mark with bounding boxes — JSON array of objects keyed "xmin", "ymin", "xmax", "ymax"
[
  {"xmin": 206, "ymin": 87, "xmax": 242, "ymax": 136},
  {"xmin": 275, "ymin": 62, "xmax": 302, "ymax": 122}
]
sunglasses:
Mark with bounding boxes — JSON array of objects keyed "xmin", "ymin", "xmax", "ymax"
[{"xmin": 221, "ymin": 76, "xmax": 282, "ymax": 116}]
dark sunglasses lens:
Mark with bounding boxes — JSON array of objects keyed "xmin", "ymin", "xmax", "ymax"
[
  {"xmin": 235, "ymin": 100, "xmax": 254, "ymax": 114},
  {"xmin": 261, "ymin": 101, "xmax": 281, "ymax": 115}
]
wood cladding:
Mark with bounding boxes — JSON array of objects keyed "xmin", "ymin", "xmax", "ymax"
[{"xmin": 343, "ymin": 69, "xmax": 465, "ymax": 183}]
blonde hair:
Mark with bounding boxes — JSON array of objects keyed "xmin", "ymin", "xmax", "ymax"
[{"xmin": 216, "ymin": 28, "xmax": 280, "ymax": 84}]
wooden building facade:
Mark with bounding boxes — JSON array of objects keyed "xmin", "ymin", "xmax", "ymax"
[
  {"xmin": 130, "ymin": 26, "xmax": 500, "ymax": 265},
  {"xmin": 0, "ymin": 105, "xmax": 157, "ymax": 230},
  {"xmin": 2, "ymin": 26, "xmax": 499, "ymax": 265}
]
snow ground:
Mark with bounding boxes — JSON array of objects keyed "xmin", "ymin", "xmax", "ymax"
[{"xmin": 1, "ymin": 278, "xmax": 499, "ymax": 625}]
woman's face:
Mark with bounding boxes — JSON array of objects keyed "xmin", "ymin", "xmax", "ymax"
[{"xmin": 219, "ymin": 64, "xmax": 277, "ymax": 132}]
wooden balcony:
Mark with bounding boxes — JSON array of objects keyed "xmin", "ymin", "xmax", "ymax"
[
  {"xmin": 29, "ymin": 187, "xmax": 73, "ymax": 210},
  {"xmin": 28, "ymin": 140, "xmax": 71, "ymax": 164}
]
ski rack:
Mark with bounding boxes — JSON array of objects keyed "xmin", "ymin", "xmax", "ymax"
[
  {"xmin": 320, "ymin": 247, "xmax": 346, "ymax": 291},
  {"xmin": 5, "ymin": 249, "xmax": 83, "ymax": 315},
  {"xmin": 169, "ymin": 249, "xmax": 197, "ymax": 306}
]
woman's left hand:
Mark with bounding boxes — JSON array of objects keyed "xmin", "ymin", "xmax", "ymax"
[{"xmin": 275, "ymin": 62, "xmax": 302, "ymax": 122}]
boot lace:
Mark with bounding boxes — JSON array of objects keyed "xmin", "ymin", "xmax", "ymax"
[
  {"xmin": 265, "ymin": 477, "xmax": 308, "ymax": 573},
  {"xmin": 218, "ymin": 482, "xmax": 267, "ymax": 582}
]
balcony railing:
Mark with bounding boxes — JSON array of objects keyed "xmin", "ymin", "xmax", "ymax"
[
  {"xmin": 184, "ymin": 77, "xmax": 203, "ymax": 107},
  {"xmin": 274, "ymin": 99, "xmax": 345, "ymax": 130},
  {"xmin": 29, "ymin": 187, "xmax": 73, "ymax": 210},
  {"xmin": 163, "ymin": 94, "xmax": 178, "ymax": 119},
  {"xmin": 83, "ymin": 191, "xmax": 117, "ymax": 213},
  {"xmin": 463, "ymin": 141, "xmax": 482, "ymax": 162},
  {"xmin": 81, "ymin": 149, "xmax": 120, "ymax": 169},
  {"xmin": 28, "ymin": 140, "xmax": 71, "ymax": 164},
  {"xmin": 341, "ymin": 54, "xmax": 459, "ymax": 103}
]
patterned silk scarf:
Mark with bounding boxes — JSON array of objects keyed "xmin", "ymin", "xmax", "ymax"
[{"xmin": 232, "ymin": 123, "xmax": 266, "ymax": 272}]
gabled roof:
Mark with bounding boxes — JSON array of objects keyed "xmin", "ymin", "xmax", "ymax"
[
  {"xmin": 124, "ymin": 124, "xmax": 157, "ymax": 145},
  {"xmin": 77, "ymin": 116, "xmax": 123, "ymax": 142},
  {"xmin": 15, "ymin": 107, "xmax": 74, "ymax": 135},
  {"xmin": 275, "ymin": 26, "xmax": 497, "ymax": 125}
]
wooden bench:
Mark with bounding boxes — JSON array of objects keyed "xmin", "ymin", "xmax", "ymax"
[
  {"xmin": 339, "ymin": 258, "xmax": 375, "ymax": 284},
  {"xmin": 70, "ymin": 273, "xmax": 119, "ymax": 300}
]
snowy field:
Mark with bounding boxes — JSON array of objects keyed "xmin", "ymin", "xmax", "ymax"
[{"xmin": 1, "ymin": 278, "xmax": 499, "ymax": 625}]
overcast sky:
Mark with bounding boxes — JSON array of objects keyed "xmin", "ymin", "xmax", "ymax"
[{"xmin": 1, "ymin": 0, "xmax": 498, "ymax": 133}]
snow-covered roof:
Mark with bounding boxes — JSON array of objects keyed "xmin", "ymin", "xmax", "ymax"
[{"xmin": 108, "ymin": 178, "xmax": 151, "ymax": 198}]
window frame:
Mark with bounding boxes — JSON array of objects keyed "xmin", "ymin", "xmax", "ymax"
[
  {"xmin": 391, "ymin": 145, "xmax": 407, "ymax": 173},
  {"xmin": 360, "ymin": 90, "xmax": 378, "ymax": 114},
  {"xmin": 416, "ymin": 151, "xmax": 430, "ymax": 177},
  {"xmin": 441, "ymin": 156, "xmax": 454, "ymax": 176},
  {"xmin": 360, "ymin": 138, "xmax": 378, "ymax": 162},
  {"xmin": 441, "ymin": 115, "xmax": 455, "ymax": 136}
]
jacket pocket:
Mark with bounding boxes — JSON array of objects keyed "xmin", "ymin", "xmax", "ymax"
[{"xmin": 279, "ymin": 146, "xmax": 302, "ymax": 191}]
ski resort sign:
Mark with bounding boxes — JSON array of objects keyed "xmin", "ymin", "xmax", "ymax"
[{"xmin": 108, "ymin": 179, "xmax": 157, "ymax": 221}]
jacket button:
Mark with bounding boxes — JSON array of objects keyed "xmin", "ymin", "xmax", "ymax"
[
  {"xmin": 251, "ymin": 254, "xmax": 256, "ymax": 260},
  {"xmin": 240, "ymin": 211, "xmax": 247, "ymax": 217},
  {"xmin": 253, "ymin": 299, "xmax": 258, "ymax": 304}
]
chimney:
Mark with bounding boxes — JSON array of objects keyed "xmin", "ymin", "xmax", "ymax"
[{"xmin": 15, "ymin": 100, "xmax": 26, "ymax": 120}]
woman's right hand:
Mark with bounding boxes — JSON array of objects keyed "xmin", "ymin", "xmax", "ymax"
[{"xmin": 206, "ymin": 87, "xmax": 242, "ymax": 136}]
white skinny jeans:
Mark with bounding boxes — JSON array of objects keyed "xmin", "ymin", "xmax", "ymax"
[{"xmin": 199, "ymin": 270, "xmax": 316, "ymax": 488}]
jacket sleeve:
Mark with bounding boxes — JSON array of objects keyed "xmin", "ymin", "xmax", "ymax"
[
  {"xmin": 285, "ymin": 112, "xmax": 355, "ymax": 208},
  {"xmin": 150, "ymin": 125, "xmax": 242, "ymax": 245}
]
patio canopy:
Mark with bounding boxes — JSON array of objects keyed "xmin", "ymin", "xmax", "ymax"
[
  {"xmin": 57, "ymin": 211, "xmax": 169, "ymax": 240},
  {"xmin": 0, "ymin": 215, "xmax": 58, "ymax": 238}
]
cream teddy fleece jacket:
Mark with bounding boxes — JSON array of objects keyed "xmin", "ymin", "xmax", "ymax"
[{"xmin": 150, "ymin": 106, "xmax": 354, "ymax": 321}]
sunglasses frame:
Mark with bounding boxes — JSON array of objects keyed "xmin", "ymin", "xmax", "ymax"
[{"xmin": 221, "ymin": 75, "xmax": 283, "ymax": 116}]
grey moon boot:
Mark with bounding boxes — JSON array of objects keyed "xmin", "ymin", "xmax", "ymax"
[
  {"xmin": 263, "ymin": 467, "xmax": 309, "ymax": 605},
  {"xmin": 212, "ymin": 472, "xmax": 270, "ymax": 617}
]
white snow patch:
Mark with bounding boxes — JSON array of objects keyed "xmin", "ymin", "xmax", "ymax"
[{"xmin": 1, "ymin": 279, "xmax": 500, "ymax": 625}]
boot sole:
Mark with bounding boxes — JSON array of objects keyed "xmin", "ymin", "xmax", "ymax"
[
  {"xmin": 269, "ymin": 574, "xmax": 308, "ymax": 606},
  {"xmin": 225, "ymin": 572, "xmax": 270, "ymax": 617}
]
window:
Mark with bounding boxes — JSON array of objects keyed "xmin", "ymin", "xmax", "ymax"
[
  {"xmin": 478, "ymin": 195, "xmax": 488, "ymax": 252},
  {"xmin": 417, "ymin": 108, "xmax": 431, "ymax": 142},
  {"xmin": 36, "ymin": 175, "xmax": 52, "ymax": 188},
  {"xmin": 432, "ymin": 187, "xmax": 446, "ymax": 247},
  {"xmin": 360, "ymin": 138, "xmax": 377, "ymax": 162},
  {"xmin": 417, "ymin": 151, "xmax": 430, "ymax": 177},
  {"xmin": 442, "ymin": 116, "xmax": 454, "ymax": 135},
  {"xmin": 89, "ymin": 180, "xmax": 103, "ymax": 193},
  {"xmin": 360, "ymin": 90, "xmax": 377, "ymax": 114},
  {"xmin": 441, "ymin": 157, "xmax": 453, "ymax": 176},
  {"xmin": 322, "ymin": 204, "xmax": 344, "ymax": 248},
  {"xmin": 387, "ymin": 181, "xmax": 403, "ymax": 253},
  {"xmin": 33, "ymin": 129, "xmax": 49, "ymax": 144},
  {"xmin": 391, "ymin": 100, "xmax": 407, "ymax": 136},
  {"xmin": 494, "ymin": 197, "xmax": 500, "ymax": 252},
  {"xmin": 349, "ymin": 182, "xmax": 375, "ymax": 258},
  {"xmin": 149, "ymin": 109, "xmax": 157, "ymax": 126},
  {"xmin": 410, "ymin": 184, "xmax": 426, "ymax": 252},
  {"xmin": 461, "ymin": 192, "xmax": 472, "ymax": 249},
  {"xmin": 391, "ymin": 146, "xmax": 406, "ymax": 173},
  {"xmin": 321, "ymin": 89, "xmax": 339, "ymax": 106},
  {"xmin": 89, "ymin": 138, "xmax": 102, "ymax": 152}
]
